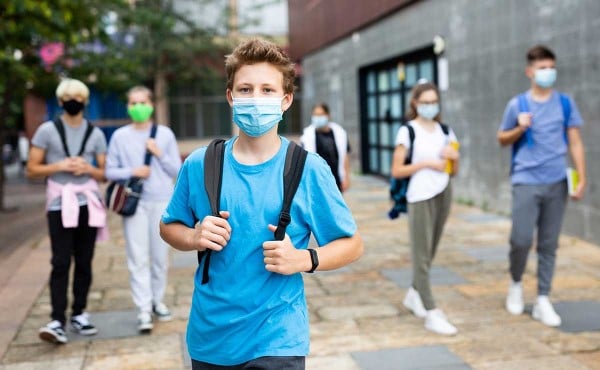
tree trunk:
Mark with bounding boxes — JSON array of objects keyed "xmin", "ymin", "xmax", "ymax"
[{"xmin": 154, "ymin": 70, "xmax": 169, "ymax": 126}]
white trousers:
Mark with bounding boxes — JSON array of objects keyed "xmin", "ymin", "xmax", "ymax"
[{"xmin": 123, "ymin": 199, "xmax": 170, "ymax": 313}]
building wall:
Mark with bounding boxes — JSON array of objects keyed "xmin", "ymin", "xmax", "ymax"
[
  {"xmin": 299, "ymin": 0, "xmax": 600, "ymax": 244},
  {"xmin": 288, "ymin": 0, "xmax": 414, "ymax": 60}
]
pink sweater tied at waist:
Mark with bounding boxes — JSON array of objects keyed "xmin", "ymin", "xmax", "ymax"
[{"xmin": 46, "ymin": 179, "xmax": 108, "ymax": 241}]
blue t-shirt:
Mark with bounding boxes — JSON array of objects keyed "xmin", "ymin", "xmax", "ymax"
[
  {"xmin": 499, "ymin": 91, "xmax": 583, "ymax": 185},
  {"xmin": 162, "ymin": 137, "xmax": 357, "ymax": 365}
]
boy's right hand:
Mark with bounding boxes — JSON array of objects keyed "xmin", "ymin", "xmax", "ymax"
[
  {"xmin": 57, "ymin": 157, "xmax": 78, "ymax": 173},
  {"xmin": 517, "ymin": 112, "xmax": 532, "ymax": 129},
  {"xmin": 132, "ymin": 165, "xmax": 151, "ymax": 178},
  {"xmin": 194, "ymin": 211, "xmax": 231, "ymax": 252}
]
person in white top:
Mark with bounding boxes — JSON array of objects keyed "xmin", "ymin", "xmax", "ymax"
[
  {"xmin": 300, "ymin": 103, "xmax": 351, "ymax": 192},
  {"xmin": 390, "ymin": 82, "xmax": 460, "ymax": 336}
]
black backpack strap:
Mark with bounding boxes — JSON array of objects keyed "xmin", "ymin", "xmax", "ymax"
[
  {"xmin": 143, "ymin": 124, "xmax": 158, "ymax": 165},
  {"xmin": 204, "ymin": 139, "xmax": 226, "ymax": 217},
  {"xmin": 77, "ymin": 122, "xmax": 95, "ymax": 156},
  {"xmin": 54, "ymin": 118, "xmax": 71, "ymax": 156},
  {"xmin": 439, "ymin": 123, "xmax": 450, "ymax": 136},
  {"xmin": 405, "ymin": 124, "xmax": 416, "ymax": 165},
  {"xmin": 274, "ymin": 141, "xmax": 308, "ymax": 241},
  {"xmin": 54, "ymin": 118, "xmax": 95, "ymax": 157},
  {"xmin": 199, "ymin": 138, "xmax": 226, "ymax": 284}
]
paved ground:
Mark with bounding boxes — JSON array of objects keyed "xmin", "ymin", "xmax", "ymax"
[{"xmin": 1, "ymin": 171, "xmax": 599, "ymax": 370}]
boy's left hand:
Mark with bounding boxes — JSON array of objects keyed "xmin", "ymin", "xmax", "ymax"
[
  {"xmin": 440, "ymin": 145, "xmax": 460, "ymax": 160},
  {"xmin": 72, "ymin": 156, "xmax": 93, "ymax": 176},
  {"xmin": 571, "ymin": 180, "xmax": 586, "ymax": 200},
  {"xmin": 263, "ymin": 224, "xmax": 310, "ymax": 275},
  {"xmin": 146, "ymin": 138, "xmax": 162, "ymax": 158}
]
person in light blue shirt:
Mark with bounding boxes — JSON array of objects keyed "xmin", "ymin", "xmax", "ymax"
[
  {"xmin": 160, "ymin": 38, "xmax": 363, "ymax": 370},
  {"xmin": 106, "ymin": 86, "xmax": 182, "ymax": 333},
  {"xmin": 497, "ymin": 45, "xmax": 587, "ymax": 328}
]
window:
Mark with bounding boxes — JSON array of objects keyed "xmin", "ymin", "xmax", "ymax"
[{"xmin": 359, "ymin": 46, "xmax": 437, "ymax": 176}]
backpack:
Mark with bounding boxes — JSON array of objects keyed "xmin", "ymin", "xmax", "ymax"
[
  {"xmin": 54, "ymin": 118, "xmax": 95, "ymax": 157},
  {"xmin": 388, "ymin": 123, "xmax": 450, "ymax": 219},
  {"xmin": 511, "ymin": 92, "xmax": 571, "ymax": 173},
  {"xmin": 198, "ymin": 139, "xmax": 308, "ymax": 284}
]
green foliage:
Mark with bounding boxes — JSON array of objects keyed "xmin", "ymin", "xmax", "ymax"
[
  {"xmin": 86, "ymin": 0, "xmax": 226, "ymax": 97},
  {"xmin": 0, "ymin": 0, "xmax": 228, "ymax": 128},
  {"xmin": 0, "ymin": 0, "xmax": 119, "ymax": 128}
]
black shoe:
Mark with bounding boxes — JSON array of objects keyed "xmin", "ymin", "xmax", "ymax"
[
  {"xmin": 39, "ymin": 320, "xmax": 68, "ymax": 344},
  {"xmin": 70, "ymin": 312, "xmax": 98, "ymax": 335}
]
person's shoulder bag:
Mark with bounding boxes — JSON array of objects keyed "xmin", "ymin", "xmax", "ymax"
[{"xmin": 106, "ymin": 124, "xmax": 157, "ymax": 216}]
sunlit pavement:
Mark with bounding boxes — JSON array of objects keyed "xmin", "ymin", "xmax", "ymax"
[{"xmin": 1, "ymin": 173, "xmax": 599, "ymax": 370}]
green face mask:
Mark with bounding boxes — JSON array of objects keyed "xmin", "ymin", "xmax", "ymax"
[{"xmin": 128, "ymin": 103, "xmax": 154, "ymax": 123}]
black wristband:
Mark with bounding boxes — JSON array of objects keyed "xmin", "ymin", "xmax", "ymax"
[{"xmin": 306, "ymin": 248, "xmax": 319, "ymax": 273}]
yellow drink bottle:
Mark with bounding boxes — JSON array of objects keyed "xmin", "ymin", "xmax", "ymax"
[{"xmin": 445, "ymin": 141, "xmax": 460, "ymax": 174}]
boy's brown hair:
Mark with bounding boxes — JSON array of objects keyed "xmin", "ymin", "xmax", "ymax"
[
  {"xmin": 225, "ymin": 38, "xmax": 296, "ymax": 94},
  {"xmin": 527, "ymin": 45, "xmax": 555, "ymax": 64}
]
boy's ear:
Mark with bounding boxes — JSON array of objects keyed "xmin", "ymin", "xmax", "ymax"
[
  {"xmin": 525, "ymin": 65, "xmax": 534, "ymax": 79},
  {"xmin": 226, "ymin": 89, "xmax": 233, "ymax": 107},
  {"xmin": 281, "ymin": 93, "xmax": 294, "ymax": 112}
]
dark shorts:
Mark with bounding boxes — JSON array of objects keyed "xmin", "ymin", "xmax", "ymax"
[{"xmin": 191, "ymin": 356, "xmax": 305, "ymax": 370}]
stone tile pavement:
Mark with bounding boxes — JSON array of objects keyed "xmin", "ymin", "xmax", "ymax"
[{"xmin": 1, "ymin": 174, "xmax": 600, "ymax": 370}]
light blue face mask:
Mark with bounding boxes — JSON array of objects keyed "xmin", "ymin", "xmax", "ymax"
[
  {"xmin": 416, "ymin": 103, "xmax": 440, "ymax": 120},
  {"xmin": 311, "ymin": 115, "xmax": 329, "ymax": 129},
  {"xmin": 534, "ymin": 68, "xmax": 557, "ymax": 88},
  {"xmin": 232, "ymin": 97, "xmax": 283, "ymax": 137}
]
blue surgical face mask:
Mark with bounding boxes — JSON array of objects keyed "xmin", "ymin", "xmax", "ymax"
[
  {"xmin": 416, "ymin": 103, "xmax": 440, "ymax": 120},
  {"xmin": 232, "ymin": 97, "xmax": 283, "ymax": 137},
  {"xmin": 534, "ymin": 68, "xmax": 557, "ymax": 88},
  {"xmin": 311, "ymin": 115, "xmax": 328, "ymax": 129}
]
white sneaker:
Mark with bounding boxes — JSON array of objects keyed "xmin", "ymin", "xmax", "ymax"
[
  {"xmin": 137, "ymin": 312, "xmax": 154, "ymax": 333},
  {"xmin": 532, "ymin": 296, "xmax": 562, "ymax": 327},
  {"xmin": 506, "ymin": 281, "xmax": 524, "ymax": 315},
  {"xmin": 153, "ymin": 302, "xmax": 172, "ymax": 322},
  {"xmin": 403, "ymin": 287, "xmax": 427, "ymax": 318},
  {"xmin": 425, "ymin": 309, "xmax": 458, "ymax": 336}
]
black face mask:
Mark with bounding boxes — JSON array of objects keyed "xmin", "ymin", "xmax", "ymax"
[{"xmin": 62, "ymin": 99, "xmax": 85, "ymax": 116}]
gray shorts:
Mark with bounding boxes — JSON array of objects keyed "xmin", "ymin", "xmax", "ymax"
[{"xmin": 192, "ymin": 356, "xmax": 305, "ymax": 370}]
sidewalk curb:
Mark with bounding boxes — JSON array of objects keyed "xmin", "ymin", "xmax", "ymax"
[{"xmin": 0, "ymin": 237, "xmax": 50, "ymax": 360}]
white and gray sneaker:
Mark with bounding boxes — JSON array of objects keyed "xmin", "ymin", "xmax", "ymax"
[
  {"xmin": 506, "ymin": 281, "xmax": 524, "ymax": 315},
  {"xmin": 39, "ymin": 320, "xmax": 68, "ymax": 344},
  {"xmin": 532, "ymin": 295, "xmax": 562, "ymax": 327},
  {"xmin": 153, "ymin": 302, "xmax": 173, "ymax": 322},
  {"xmin": 138, "ymin": 311, "xmax": 154, "ymax": 333},
  {"xmin": 71, "ymin": 312, "xmax": 98, "ymax": 336},
  {"xmin": 403, "ymin": 287, "xmax": 427, "ymax": 318},
  {"xmin": 425, "ymin": 309, "xmax": 458, "ymax": 336}
]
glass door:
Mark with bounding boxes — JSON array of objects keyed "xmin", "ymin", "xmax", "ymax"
[{"xmin": 359, "ymin": 47, "xmax": 437, "ymax": 176}]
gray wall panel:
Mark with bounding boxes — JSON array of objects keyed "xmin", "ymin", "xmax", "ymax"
[{"xmin": 300, "ymin": 0, "xmax": 600, "ymax": 244}]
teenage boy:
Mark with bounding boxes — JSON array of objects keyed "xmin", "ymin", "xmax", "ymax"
[
  {"xmin": 106, "ymin": 86, "xmax": 181, "ymax": 333},
  {"xmin": 497, "ymin": 45, "xmax": 586, "ymax": 327},
  {"xmin": 27, "ymin": 78, "xmax": 107, "ymax": 343},
  {"xmin": 160, "ymin": 38, "xmax": 364, "ymax": 369}
]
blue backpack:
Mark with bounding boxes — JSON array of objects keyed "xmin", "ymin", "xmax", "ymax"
[
  {"xmin": 511, "ymin": 92, "xmax": 571, "ymax": 172},
  {"xmin": 388, "ymin": 123, "xmax": 449, "ymax": 219}
]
